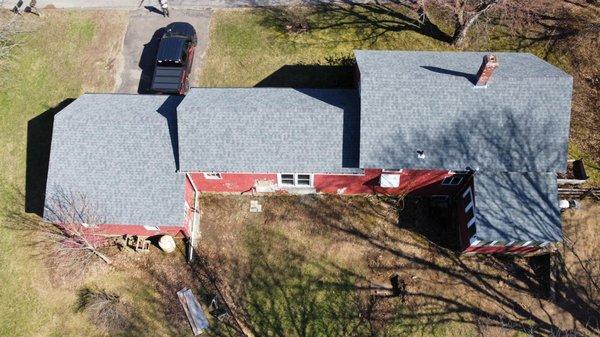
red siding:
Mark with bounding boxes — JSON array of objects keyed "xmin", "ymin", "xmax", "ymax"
[
  {"xmin": 189, "ymin": 172, "xmax": 278, "ymax": 193},
  {"xmin": 464, "ymin": 245, "xmax": 539, "ymax": 254},
  {"xmin": 314, "ymin": 169, "xmax": 455, "ymax": 195},
  {"xmin": 188, "ymin": 169, "xmax": 458, "ymax": 196},
  {"xmin": 91, "ymin": 224, "xmax": 187, "ymax": 237}
]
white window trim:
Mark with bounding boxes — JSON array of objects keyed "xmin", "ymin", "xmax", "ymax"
[
  {"xmin": 203, "ymin": 172, "xmax": 222, "ymax": 180},
  {"xmin": 442, "ymin": 175, "xmax": 464, "ymax": 186},
  {"xmin": 277, "ymin": 173, "xmax": 314, "ymax": 187},
  {"xmin": 463, "ymin": 187, "xmax": 474, "ymax": 212}
]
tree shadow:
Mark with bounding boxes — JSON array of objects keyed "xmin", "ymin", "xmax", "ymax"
[
  {"xmin": 138, "ymin": 27, "xmax": 165, "ymax": 94},
  {"xmin": 257, "ymin": 1, "xmax": 453, "ymax": 45},
  {"xmin": 25, "ymin": 98, "xmax": 75, "ymax": 216}
]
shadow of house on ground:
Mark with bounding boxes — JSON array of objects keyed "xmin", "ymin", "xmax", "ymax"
[
  {"xmin": 137, "ymin": 27, "xmax": 165, "ymax": 94},
  {"xmin": 255, "ymin": 64, "xmax": 356, "ymax": 88},
  {"xmin": 25, "ymin": 98, "xmax": 74, "ymax": 216}
]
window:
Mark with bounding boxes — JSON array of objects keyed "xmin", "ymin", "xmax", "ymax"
[
  {"xmin": 297, "ymin": 174, "xmax": 311, "ymax": 186},
  {"xmin": 442, "ymin": 174, "xmax": 465, "ymax": 186},
  {"xmin": 280, "ymin": 174, "xmax": 295, "ymax": 185},
  {"xmin": 278, "ymin": 173, "xmax": 313, "ymax": 187},
  {"xmin": 463, "ymin": 187, "xmax": 474, "ymax": 212},
  {"xmin": 143, "ymin": 226, "xmax": 160, "ymax": 231},
  {"xmin": 203, "ymin": 172, "xmax": 222, "ymax": 180},
  {"xmin": 463, "ymin": 186, "xmax": 477, "ymax": 238}
]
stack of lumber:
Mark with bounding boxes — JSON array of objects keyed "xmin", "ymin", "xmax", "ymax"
[{"xmin": 177, "ymin": 288, "xmax": 209, "ymax": 335}]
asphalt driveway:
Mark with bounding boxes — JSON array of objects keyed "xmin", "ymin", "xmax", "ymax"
[{"xmin": 116, "ymin": 8, "xmax": 211, "ymax": 94}]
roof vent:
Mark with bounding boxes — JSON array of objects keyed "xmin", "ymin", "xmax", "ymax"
[
  {"xmin": 475, "ymin": 54, "xmax": 499, "ymax": 87},
  {"xmin": 417, "ymin": 150, "xmax": 426, "ymax": 159}
]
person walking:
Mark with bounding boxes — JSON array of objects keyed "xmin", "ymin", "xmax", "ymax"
[
  {"xmin": 158, "ymin": 0, "xmax": 169, "ymax": 17},
  {"xmin": 26, "ymin": 0, "xmax": 39, "ymax": 16},
  {"xmin": 11, "ymin": 0, "xmax": 24, "ymax": 14}
]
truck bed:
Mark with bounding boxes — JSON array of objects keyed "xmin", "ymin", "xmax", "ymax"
[{"xmin": 151, "ymin": 66, "xmax": 184, "ymax": 93}]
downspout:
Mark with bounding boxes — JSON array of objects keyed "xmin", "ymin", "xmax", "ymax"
[{"xmin": 186, "ymin": 173, "xmax": 200, "ymax": 263}]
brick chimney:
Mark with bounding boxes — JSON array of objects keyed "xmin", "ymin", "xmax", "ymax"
[{"xmin": 475, "ymin": 54, "xmax": 499, "ymax": 87}]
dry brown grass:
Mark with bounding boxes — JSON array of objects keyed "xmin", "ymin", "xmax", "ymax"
[{"xmin": 192, "ymin": 194, "xmax": 600, "ymax": 336}]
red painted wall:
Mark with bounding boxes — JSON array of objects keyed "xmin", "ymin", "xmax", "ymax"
[
  {"xmin": 188, "ymin": 169, "xmax": 459, "ymax": 196},
  {"xmin": 314, "ymin": 169, "xmax": 456, "ymax": 195},
  {"xmin": 91, "ymin": 224, "xmax": 187, "ymax": 237},
  {"xmin": 189, "ymin": 172, "xmax": 278, "ymax": 193},
  {"xmin": 464, "ymin": 245, "xmax": 539, "ymax": 254}
]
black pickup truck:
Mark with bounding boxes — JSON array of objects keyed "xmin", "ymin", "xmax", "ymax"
[{"xmin": 151, "ymin": 22, "xmax": 197, "ymax": 95}]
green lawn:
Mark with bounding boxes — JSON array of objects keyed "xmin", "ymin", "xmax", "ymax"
[
  {"xmin": 0, "ymin": 10, "xmax": 128, "ymax": 337},
  {"xmin": 199, "ymin": 8, "xmax": 600, "ymax": 185}
]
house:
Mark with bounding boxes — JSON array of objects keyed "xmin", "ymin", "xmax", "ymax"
[{"xmin": 43, "ymin": 50, "xmax": 573, "ymax": 254}]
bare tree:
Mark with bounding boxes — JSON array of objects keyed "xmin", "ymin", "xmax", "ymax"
[
  {"xmin": 428, "ymin": 0, "xmax": 502, "ymax": 45},
  {"xmin": 0, "ymin": 16, "xmax": 20, "ymax": 65},
  {"xmin": 43, "ymin": 186, "xmax": 112, "ymax": 265},
  {"xmin": 0, "ymin": 15, "xmax": 31, "ymax": 67}
]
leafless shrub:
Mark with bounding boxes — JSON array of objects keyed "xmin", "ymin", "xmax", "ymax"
[
  {"xmin": 0, "ymin": 15, "xmax": 28, "ymax": 67},
  {"xmin": 76, "ymin": 286, "xmax": 133, "ymax": 333}
]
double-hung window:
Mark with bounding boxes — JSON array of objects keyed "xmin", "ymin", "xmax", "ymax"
[{"xmin": 278, "ymin": 173, "xmax": 313, "ymax": 187}]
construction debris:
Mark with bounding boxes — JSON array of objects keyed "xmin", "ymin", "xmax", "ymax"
[
  {"xmin": 177, "ymin": 288, "xmax": 209, "ymax": 336},
  {"xmin": 250, "ymin": 200, "xmax": 262, "ymax": 213}
]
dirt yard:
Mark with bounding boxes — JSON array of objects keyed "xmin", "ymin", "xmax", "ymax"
[{"xmin": 184, "ymin": 194, "xmax": 599, "ymax": 337}]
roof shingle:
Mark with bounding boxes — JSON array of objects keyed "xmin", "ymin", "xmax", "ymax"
[
  {"xmin": 355, "ymin": 50, "xmax": 573, "ymax": 172},
  {"xmin": 44, "ymin": 94, "xmax": 185, "ymax": 227},
  {"xmin": 177, "ymin": 88, "xmax": 361, "ymax": 173}
]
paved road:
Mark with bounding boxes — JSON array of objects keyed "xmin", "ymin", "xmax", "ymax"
[
  {"xmin": 1, "ymin": 0, "xmax": 311, "ymax": 9},
  {"xmin": 116, "ymin": 8, "xmax": 212, "ymax": 93}
]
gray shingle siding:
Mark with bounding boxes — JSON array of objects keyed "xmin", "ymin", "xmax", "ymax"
[
  {"xmin": 177, "ymin": 88, "xmax": 361, "ymax": 173},
  {"xmin": 473, "ymin": 172, "xmax": 562, "ymax": 243},
  {"xmin": 355, "ymin": 51, "xmax": 573, "ymax": 172},
  {"xmin": 44, "ymin": 94, "xmax": 185, "ymax": 227}
]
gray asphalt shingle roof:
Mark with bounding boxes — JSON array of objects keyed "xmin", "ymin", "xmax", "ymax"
[
  {"xmin": 355, "ymin": 50, "xmax": 573, "ymax": 172},
  {"xmin": 177, "ymin": 88, "xmax": 361, "ymax": 173},
  {"xmin": 473, "ymin": 171, "xmax": 562, "ymax": 243},
  {"xmin": 44, "ymin": 94, "xmax": 185, "ymax": 227}
]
